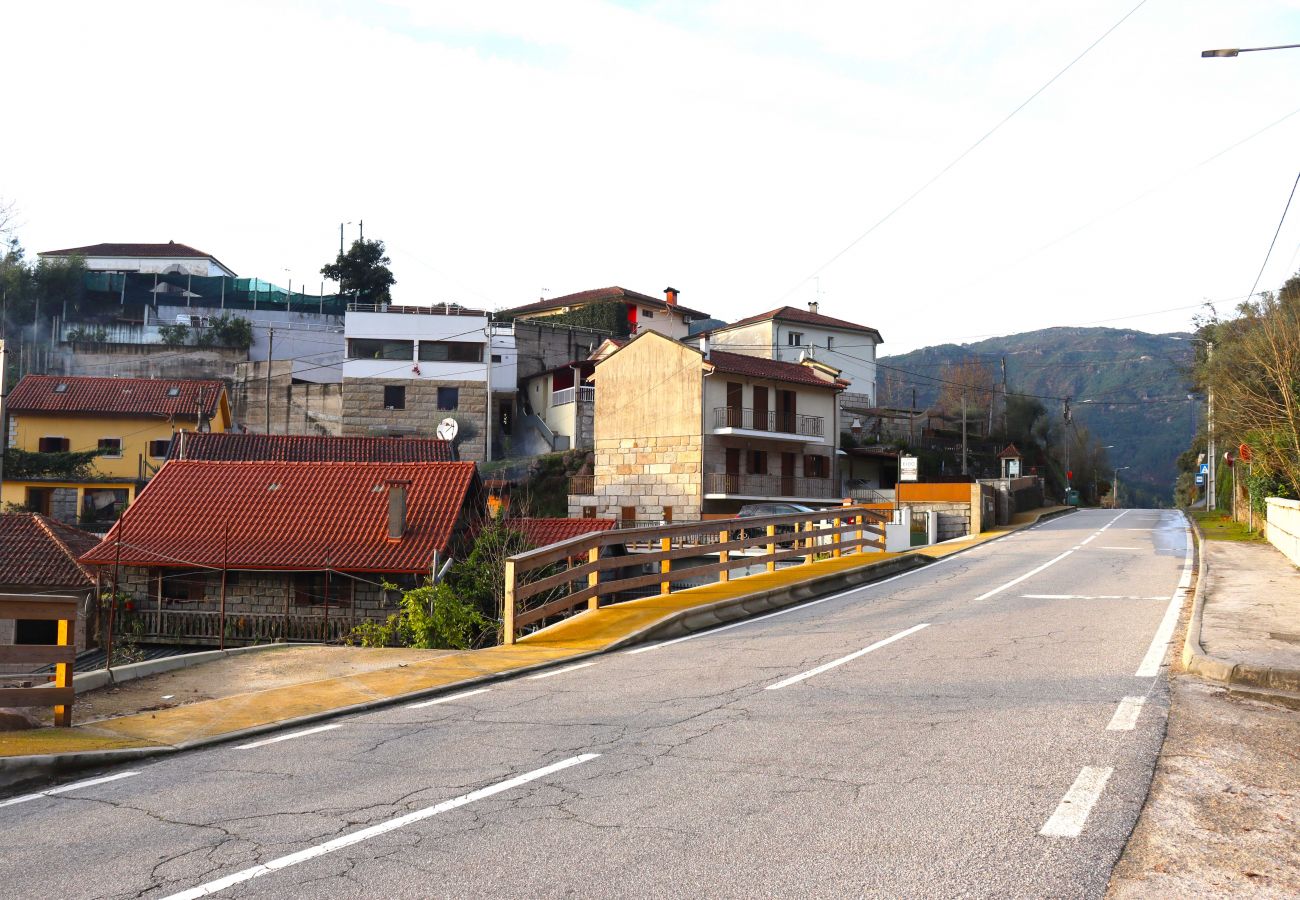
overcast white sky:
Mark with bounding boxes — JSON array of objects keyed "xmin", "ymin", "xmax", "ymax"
[{"xmin": 4, "ymin": 1, "xmax": 1300, "ymax": 353}]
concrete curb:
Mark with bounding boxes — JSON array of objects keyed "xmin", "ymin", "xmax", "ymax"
[
  {"xmin": 1180, "ymin": 511, "xmax": 1300, "ymax": 700},
  {"xmin": 73, "ymin": 642, "xmax": 299, "ymax": 692}
]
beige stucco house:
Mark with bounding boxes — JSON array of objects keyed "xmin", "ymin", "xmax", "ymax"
[{"xmin": 568, "ymin": 331, "xmax": 845, "ymax": 522}]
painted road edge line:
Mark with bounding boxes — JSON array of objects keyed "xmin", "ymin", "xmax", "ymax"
[
  {"xmin": 161, "ymin": 753, "xmax": 601, "ymax": 900},
  {"xmin": 528, "ymin": 661, "xmax": 597, "ymax": 680},
  {"xmin": 0, "ymin": 771, "xmax": 140, "ymax": 810},
  {"xmin": 1135, "ymin": 526, "xmax": 1194, "ymax": 677},
  {"xmin": 766, "ymin": 623, "xmax": 930, "ymax": 690},
  {"xmin": 407, "ymin": 688, "xmax": 491, "ymax": 709},
  {"xmin": 1106, "ymin": 696, "xmax": 1146, "ymax": 731},
  {"xmin": 1040, "ymin": 766, "xmax": 1113, "ymax": 838},
  {"xmin": 235, "ymin": 723, "xmax": 342, "ymax": 750}
]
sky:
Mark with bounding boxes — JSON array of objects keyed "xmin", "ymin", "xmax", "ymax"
[{"xmin": 4, "ymin": 1, "xmax": 1300, "ymax": 354}]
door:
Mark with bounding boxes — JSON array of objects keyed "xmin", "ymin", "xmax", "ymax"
[
  {"xmin": 753, "ymin": 386, "xmax": 769, "ymax": 432},
  {"xmin": 725, "ymin": 382, "xmax": 743, "ymax": 428},
  {"xmin": 781, "ymin": 452, "xmax": 796, "ymax": 497},
  {"xmin": 777, "ymin": 390, "xmax": 797, "ymax": 433},
  {"xmin": 725, "ymin": 447, "xmax": 741, "ymax": 493}
]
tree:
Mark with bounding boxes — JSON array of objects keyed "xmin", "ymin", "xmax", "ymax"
[
  {"xmin": 936, "ymin": 359, "xmax": 996, "ymax": 431},
  {"xmin": 321, "ymin": 237, "xmax": 395, "ymax": 304}
]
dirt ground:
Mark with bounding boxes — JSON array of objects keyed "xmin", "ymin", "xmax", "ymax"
[{"xmin": 57, "ymin": 646, "xmax": 455, "ymax": 725}]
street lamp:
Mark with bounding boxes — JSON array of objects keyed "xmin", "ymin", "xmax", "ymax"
[
  {"xmin": 1113, "ymin": 466, "xmax": 1131, "ymax": 509},
  {"xmin": 1202, "ymin": 43, "xmax": 1300, "ymax": 58}
]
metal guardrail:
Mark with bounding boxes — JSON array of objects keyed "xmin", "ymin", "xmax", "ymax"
[
  {"xmin": 0, "ymin": 593, "xmax": 78, "ymax": 726},
  {"xmin": 712, "ymin": 407, "xmax": 824, "ymax": 437},
  {"xmin": 502, "ymin": 505, "xmax": 887, "ymax": 644}
]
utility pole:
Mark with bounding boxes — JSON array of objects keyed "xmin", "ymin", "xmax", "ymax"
[
  {"xmin": 265, "ymin": 328, "xmax": 275, "ymax": 435},
  {"xmin": 910, "ymin": 387, "xmax": 916, "ymax": 448},
  {"xmin": 1001, "ymin": 357, "xmax": 1008, "ymax": 436},
  {"xmin": 961, "ymin": 393, "xmax": 968, "ymax": 475},
  {"xmin": 0, "ymin": 338, "xmax": 7, "ymax": 491},
  {"xmin": 483, "ymin": 325, "xmax": 493, "ymax": 463},
  {"xmin": 1206, "ymin": 341, "xmax": 1216, "ymax": 512}
]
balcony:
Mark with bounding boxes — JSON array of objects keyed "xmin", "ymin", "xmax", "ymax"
[
  {"xmin": 569, "ymin": 475, "xmax": 596, "ymax": 496},
  {"xmin": 703, "ymin": 472, "xmax": 839, "ymax": 500},
  {"xmin": 711, "ymin": 407, "xmax": 824, "ymax": 442},
  {"xmin": 552, "ymin": 386, "xmax": 594, "ymax": 407}
]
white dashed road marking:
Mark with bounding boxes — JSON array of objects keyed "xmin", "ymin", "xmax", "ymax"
[
  {"xmin": 1106, "ymin": 696, "xmax": 1146, "ymax": 731},
  {"xmin": 0, "ymin": 771, "xmax": 139, "ymax": 810},
  {"xmin": 766, "ymin": 623, "xmax": 930, "ymax": 690},
  {"xmin": 1040, "ymin": 766, "xmax": 1113, "ymax": 838},
  {"xmin": 235, "ymin": 723, "xmax": 341, "ymax": 750},
  {"xmin": 407, "ymin": 688, "xmax": 491, "ymax": 709},
  {"xmin": 528, "ymin": 661, "xmax": 597, "ymax": 680}
]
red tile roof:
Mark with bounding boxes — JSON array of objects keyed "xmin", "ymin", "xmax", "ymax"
[
  {"xmin": 0, "ymin": 514, "xmax": 97, "ymax": 587},
  {"xmin": 6, "ymin": 375, "xmax": 227, "ymax": 418},
  {"xmin": 170, "ymin": 433, "xmax": 454, "ymax": 463},
  {"xmin": 508, "ymin": 517, "xmax": 616, "ymax": 548},
  {"xmin": 504, "ymin": 286, "xmax": 710, "ymax": 321},
  {"xmin": 81, "ymin": 461, "xmax": 480, "ymax": 572},
  {"xmin": 706, "ymin": 350, "xmax": 843, "ymax": 389},
  {"xmin": 40, "ymin": 242, "xmax": 217, "ymax": 260},
  {"xmin": 712, "ymin": 306, "xmax": 882, "ymax": 341}
]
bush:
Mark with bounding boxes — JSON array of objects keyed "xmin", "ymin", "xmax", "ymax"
[{"xmin": 349, "ymin": 581, "xmax": 488, "ymax": 650}]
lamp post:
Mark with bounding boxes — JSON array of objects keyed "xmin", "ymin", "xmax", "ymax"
[
  {"xmin": 1113, "ymin": 465, "xmax": 1131, "ymax": 509},
  {"xmin": 1202, "ymin": 43, "xmax": 1300, "ymax": 57}
]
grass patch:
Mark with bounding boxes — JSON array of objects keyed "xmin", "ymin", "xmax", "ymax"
[{"xmin": 1191, "ymin": 510, "xmax": 1265, "ymax": 542}]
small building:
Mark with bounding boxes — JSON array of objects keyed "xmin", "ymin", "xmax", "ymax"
[
  {"xmin": 2, "ymin": 375, "xmax": 232, "ymax": 526},
  {"xmin": 167, "ymin": 432, "xmax": 454, "ymax": 463},
  {"xmin": 569, "ymin": 331, "xmax": 845, "ymax": 522},
  {"xmin": 706, "ymin": 302, "xmax": 882, "ymax": 412},
  {"xmin": 518, "ymin": 360, "xmax": 596, "ymax": 454},
  {"xmin": 0, "ymin": 513, "xmax": 98, "ymax": 666},
  {"xmin": 504, "ymin": 286, "xmax": 709, "ymax": 341},
  {"xmin": 79, "ymin": 460, "xmax": 482, "ymax": 646},
  {"xmin": 341, "ymin": 303, "xmax": 516, "ymax": 462},
  {"xmin": 38, "ymin": 241, "xmax": 237, "ymax": 278}
]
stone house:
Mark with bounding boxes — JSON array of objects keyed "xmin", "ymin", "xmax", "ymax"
[
  {"xmin": 504, "ymin": 286, "xmax": 709, "ymax": 341},
  {"xmin": 568, "ymin": 330, "xmax": 846, "ymax": 522},
  {"xmin": 0, "ymin": 513, "xmax": 98, "ymax": 671},
  {"xmin": 706, "ymin": 302, "xmax": 882, "ymax": 413},
  {"xmin": 80, "ymin": 459, "xmax": 482, "ymax": 646}
]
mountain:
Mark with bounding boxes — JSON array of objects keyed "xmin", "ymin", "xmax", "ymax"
[{"xmin": 878, "ymin": 327, "xmax": 1197, "ymax": 506}]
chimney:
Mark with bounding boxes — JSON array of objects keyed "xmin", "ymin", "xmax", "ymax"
[
  {"xmin": 699, "ymin": 333, "xmax": 709, "ymax": 358},
  {"xmin": 664, "ymin": 286, "xmax": 679, "ymax": 306},
  {"xmin": 808, "ymin": 300, "xmax": 819, "ymax": 315},
  {"xmin": 386, "ymin": 480, "xmax": 410, "ymax": 540}
]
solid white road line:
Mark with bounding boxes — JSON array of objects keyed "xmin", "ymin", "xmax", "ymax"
[
  {"xmin": 0, "ymin": 771, "xmax": 139, "ymax": 810},
  {"xmin": 161, "ymin": 753, "xmax": 600, "ymax": 900},
  {"xmin": 528, "ymin": 661, "xmax": 596, "ymax": 679},
  {"xmin": 1096, "ymin": 546, "xmax": 1143, "ymax": 551},
  {"xmin": 234, "ymin": 723, "xmax": 341, "ymax": 750},
  {"xmin": 1135, "ymin": 526, "xmax": 1194, "ymax": 678},
  {"xmin": 407, "ymin": 688, "xmax": 490, "ymax": 709},
  {"xmin": 1106, "ymin": 696, "xmax": 1146, "ymax": 731},
  {"xmin": 1021, "ymin": 595, "xmax": 1167, "ymax": 601},
  {"xmin": 765, "ymin": 623, "xmax": 930, "ymax": 690},
  {"xmin": 1040, "ymin": 766, "xmax": 1113, "ymax": 838}
]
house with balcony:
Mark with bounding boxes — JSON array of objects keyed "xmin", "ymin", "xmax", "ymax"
[
  {"xmin": 568, "ymin": 331, "xmax": 844, "ymax": 522},
  {"xmin": 2, "ymin": 375, "xmax": 231, "ymax": 528},
  {"xmin": 504, "ymin": 286, "xmax": 708, "ymax": 341},
  {"xmin": 340, "ymin": 303, "xmax": 517, "ymax": 462},
  {"xmin": 706, "ymin": 302, "xmax": 882, "ymax": 413},
  {"xmin": 518, "ymin": 360, "xmax": 596, "ymax": 454}
]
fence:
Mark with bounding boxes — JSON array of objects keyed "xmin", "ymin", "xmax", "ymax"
[
  {"xmin": 134, "ymin": 609, "xmax": 357, "ymax": 646},
  {"xmin": 0, "ymin": 594, "xmax": 77, "ymax": 726},
  {"xmin": 502, "ymin": 506, "xmax": 887, "ymax": 644}
]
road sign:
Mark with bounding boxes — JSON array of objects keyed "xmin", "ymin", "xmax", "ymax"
[
  {"xmin": 1195, "ymin": 475, "xmax": 1205, "ymax": 485},
  {"xmin": 900, "ymin": 456, "xmax": 919, "ymax": 482},
  {"xmin": 1199, "ymin": 463, "xmax": 1209, "ymax": 475}
]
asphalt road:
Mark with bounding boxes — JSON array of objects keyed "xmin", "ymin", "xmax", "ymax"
[{"xmin": 0, "ymin": 508, "xmax": 1192, "ymax": 899}]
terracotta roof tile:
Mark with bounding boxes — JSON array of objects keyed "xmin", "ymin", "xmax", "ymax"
[
  {"xmin": 504, "ymin": 286, "xmax": 710, "ymax": 321},
  {"xmin": 80, "ymin": 461, "xmax": 480, "ymax": 572},
  {"xmin": 39, "ymin": 242, "xmax": 217, "ymax": 260},
  {"xmin": 6, "ymin": 375, "xmax": 226, "ymax": 418},
  {"xmin": 712, "ymin": 305, "xmax": 882, "ymax": 340},
  {"xmin": 508, "ymin": 517, "xmax": 616, "ymax": 548},
  {"xmin": 706, "ymin": 350, "xmax": 843, "ymax": 389},
  {"xmin": 0, "ymin": 514, "xmax": 97, "ymax": 586},
  {"xmin": 171, "ymin": 433, "xmax": 454, "ymax": 463}
]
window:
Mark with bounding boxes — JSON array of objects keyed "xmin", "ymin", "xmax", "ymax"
[
  {"xmin": 383, "ymin": 385, "xmax": 406, "ymax": 410},
  {"xmin": 621, "ymin": 506, "xmax": 637, "ymax": 526},
  {"xmin": 437, "ymin": 387, "xmax": 459, "ymax": 410},
  {"xmin": 98, "ymin": 438, "xmax": 123, "ymax": 458},
  {"xmin": 491, "ymin": 354, "xmax": 502, "ymax": 363},
  {"xmin": 804, "ymin": 455, "xmax": 829, "ymax": 478},
  {"xmin": 53, "ymin": 383, "xmax": 68, "ymax": 393},
  {"xmin": 826, "ymin": 336, "xmax": 833, "ymax": 351},
  {"xmin": 162, "ymin": 571, "xmax": 209, "ymax": 603},
  {"xmin": 641, "ymin": 309, "xmax": 655, "ymax": 319},
  {"xmin": 582, "ymin": 506, "xmax": 597, "ymax": 519},
  {"xmin": 788, "ymin": 332, "xmax": 803, "ymax": 346},
  {"xmin": 750, "ymin": 450, "xmax": 768, "ymax": 475},
  {"xmin": 347, "ymin": 338, "xmax": 414, "ymax": 360},
  {"xmin": 167, "ymin": 386, "xmax": 181, "ymax": 397},
  {"xmin": 148, "ymin": 439, "xmax": 172, "ymax": 459},
  {"xmin": 662, "ymin": 506, "xmax": 673, "ymax": 523},
  {"xmin": 418, "ymin": 340, "xmax": 483, "ymax": 362},
  {"xmin": 38, "ymin": 437, "xmax": 70, "ymax": 453}
]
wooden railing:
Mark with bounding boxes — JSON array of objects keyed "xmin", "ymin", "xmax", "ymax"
[
  {"xmin": 0, "ymin": 593, "xmax": 78, "ymax": 726},
  {"xmin": 136, "ymin": 609, "xmax": 357, "ymax": 646},
  {"xmin": 502, "ymin": 505, "xmax": 887, "ymax": 644}
]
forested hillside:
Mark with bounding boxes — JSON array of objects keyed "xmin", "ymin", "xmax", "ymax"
[{"xmin": 879, "ymin": 327, "xmax": 1197, "ymax": 506}]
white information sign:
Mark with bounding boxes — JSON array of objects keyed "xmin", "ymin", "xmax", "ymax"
[
  {"xmin": 1007, "ymin": 458, "xmax": 1021, "ymax": 478},
  {"xmin": 900, "ymin": 456, "xmax": 919, "ymax": 482}
]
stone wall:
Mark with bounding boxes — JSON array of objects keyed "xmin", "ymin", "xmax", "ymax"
[
  {"xmin": 901, "ymin": 501, "xmax": 971, "ymax": 541},
  {"xmin": 233, "ymin": 361, "xmax": 343, "ymax": 436},
  {"xmin": 341, "ymin": 378, "xmax": 488, "ymax": 461},
  {"xmin": 513, "ymin": 321, "xmax": 611, "ymax": 381},
  {"xmin": 114, "ymin": 566, "xmax": 396, "ymax": 619},
  {"xmin": 49, "ymin": 343, "xmax": 246, "ymax": 381}
]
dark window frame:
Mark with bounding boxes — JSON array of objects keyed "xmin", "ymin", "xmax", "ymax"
[{"xmin": 383, "ymin": 385, "xmax": 406, "ymax": 410}]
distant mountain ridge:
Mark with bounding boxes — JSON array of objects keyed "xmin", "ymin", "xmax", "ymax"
[{"xmin": 880, "ymin": 326, "xmax": 1197, "ymax": 505}]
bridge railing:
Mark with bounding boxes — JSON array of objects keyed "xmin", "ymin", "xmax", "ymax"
[
  {"xmin": 502, "ymin": 505, "xmax": 887, "ymax": 644},
  {"xmin": 0, "ymin": 593, "xmax": 78, "ymax": 726}
]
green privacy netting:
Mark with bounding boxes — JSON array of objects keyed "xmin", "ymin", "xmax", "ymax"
[{"xmin": 82, "ymin": 272, "xmax": 349, "ymax": 315}]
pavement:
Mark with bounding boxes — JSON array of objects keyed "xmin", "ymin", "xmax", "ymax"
[
  {"xmin": 0, "ymin": 507, "xmax": 1183, "ymax": 898},
  {"xmin": 1181, "ymin": 514, "xmax": 1300, "ymax": 702},
  {"xmin": 0, "ymin": 506, "xmax": 1069, "ymax": 786}
]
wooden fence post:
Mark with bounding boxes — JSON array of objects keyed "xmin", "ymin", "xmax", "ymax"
[
  {"xmin": 588, "ymin": 546, "xmax": 601, "ymax": 610},
  {"xmin": 53, "ymin": 613, "xmax": 72, "ymax": 727},
  {"xmin": 766, "ymin": 524, "xmax": 777, "ymax": 573},
  {"xmin": 718, "ymin": 529, "xmax": 730, "ymax": 582},
  {"xmin": 660, "ymin": 537, "xmax": 672, "ymax": 595},
  {"xmin": 833, "ymin": 516, "xmax": 842, "ymax": 558},
  {"xmin": 503, "ymin": 559, "xmax": 516, "ymax": 645}
]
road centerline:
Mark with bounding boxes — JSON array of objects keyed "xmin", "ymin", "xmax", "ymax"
[
  {"xmin": 407, "ymin": 688, "xmax": 491, "ymax": 709},
  {"xmin": 765, "ymin": 623, "xmax": 930, "ymax": 690},
  {"xmin": 528, "ymin": 661, "xmax": 597, "ymax": 680},
  {"xmin": 234, "ymin": 723, "xmax": 341, "ymax": 750}
]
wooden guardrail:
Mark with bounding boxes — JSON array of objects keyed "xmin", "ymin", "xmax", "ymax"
[
  {"xmin": 502, "ymin": 505, "xmax": 887, "ymax": 644},
  {"xmin": 0, "ymin": 593, "xmax": 78, "ymax": 726}
]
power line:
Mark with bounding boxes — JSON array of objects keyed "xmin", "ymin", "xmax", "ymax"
[{"xmin": 1247, "ymin": 169, "xmax": 1300, "ymax": 301}]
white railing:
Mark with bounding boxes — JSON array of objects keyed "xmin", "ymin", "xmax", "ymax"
[{"xmin": 551, "ymin": 386, "xmax": 594, "ymax": 407}]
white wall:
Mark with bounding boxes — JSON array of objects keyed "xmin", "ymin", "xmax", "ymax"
[
  {"xmin": 702, "ymin": 367, "xmax": 838, "ymax": 437},
  {"xmin": 343, "ymin": 310, "xmax": 517, "ymax": 387},
  {"xmin": 69, "ymin": 255, "xmax": 234, "ymax": 277},
  {"xmin": 1266, "ymin": 497, "xmax": 1300, "ymax": 567},
  {"xmin": 710, "ymin": 318, "xmax": 878, "ymax": 404}
]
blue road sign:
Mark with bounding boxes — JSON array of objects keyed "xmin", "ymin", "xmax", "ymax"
[
  {"xmin": 1195, "ymin": 475, "xmax": 1205, "ymax": 484},
  {"xmin": 1199, "ymin": 463, "xmax": 1210, "ymax": 475}
]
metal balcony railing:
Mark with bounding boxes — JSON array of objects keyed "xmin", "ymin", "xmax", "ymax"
[
  {"xmin": 702, "ymin": 472, "xmax": 839, "ymax": 498},
  {"xmin": 552, "ymin": 386, "xmax": 595, "ymax": 407},
  {"xmin": 712, "ymin": 407, "xmax": 823, "ymax": 437},
  {"xmin": 568, "ymin": 475, "xmax": 596, "ymax": 495}
]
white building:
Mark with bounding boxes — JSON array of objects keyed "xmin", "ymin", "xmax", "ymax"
[
  {"xmin": 38, "ymin": 241, "xmax": 237, "ymax": 277},
  {"xmin": 706, "ymin": 302, "xmax": 882, "ymax": 412}
]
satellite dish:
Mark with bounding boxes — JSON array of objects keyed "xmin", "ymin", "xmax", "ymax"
[{"xmin": 436, "ymin": 417, "xmax": 459, "ymax": 441}]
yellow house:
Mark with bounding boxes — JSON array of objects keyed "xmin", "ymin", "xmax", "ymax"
[{"xmin": 2, "ymin": 375, "xmax": 231, "ymax": 526}]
